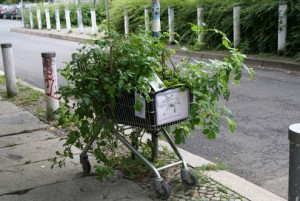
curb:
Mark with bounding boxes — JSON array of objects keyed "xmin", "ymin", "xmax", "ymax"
[
  {"xmin": 169, "ymin": 46, "xmax": 300, "ymax": 73},
  {"xmin": 11, "ymin": 27, "xmax": 89, "ymax": 43}
]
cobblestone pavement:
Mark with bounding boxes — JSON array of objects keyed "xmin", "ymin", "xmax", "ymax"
[
  {"xmin": 130, "ymin": 155, "xmax": 250, "ymax": 201},
  {"xmin": 136, "ymin": 170, "xmax": 250, "ymax": 201}
]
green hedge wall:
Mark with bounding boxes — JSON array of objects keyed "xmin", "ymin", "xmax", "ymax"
[
  {"xmin": 110, "ymin": 0, "xmax": 300, "ymax": 57},
  {"xmin": 25, "ymin": 0, "xmax": 300, "ymax": 57}
]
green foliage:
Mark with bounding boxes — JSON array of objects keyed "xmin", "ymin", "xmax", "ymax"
[
  {"xmin": 196, "ymin": 163, "xmax": 228, "ymax": 171},
  {"xmin": 0, "ymin": 82, "xmax": 44, "ymax": 107},
  {"xmin": 0, "ymin": 76, "xmax": 5, "ymax": 85},
  {"xmin": 95, "ymin": 165, "xmax": 115, "ymax": 181},
  {"xmin": 24, "ymin": 0, "xmax": 300, "ymax": 57},
  {"xmin": 110, "ymin": 0, "xmax": 300, "ymax": 57},
  {"xmin": 52, "ymin": 27, "xmax": 253, "ymax": 173}
]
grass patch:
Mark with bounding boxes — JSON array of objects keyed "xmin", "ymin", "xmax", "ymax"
[
  {"xmin": 0, "ymin": 76, "xmax": 5, "ymax": 85},
  {"xmin": 196, "ymin": 163, "xmax": 228, "ymax": 171},
  {"xmin": 5, "ymin": 142, "xmax": 17, "ymax": 147},
  {"xmin": 0, "ymin": 80, "xmax": 47, "ymax": 119}
]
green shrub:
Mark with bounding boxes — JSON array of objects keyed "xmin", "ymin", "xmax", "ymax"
[
  {"xmin": 24, "ymin": 0, "xmax": 300, "ymax": 57},
  {"xmin": 110, "ymin": 0, "xmax": 300, "ymax": 57}
]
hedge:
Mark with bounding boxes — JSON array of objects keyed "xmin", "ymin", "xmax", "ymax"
[{"xmin": 25, "ymin": 0, "xmax": 300, "ymax": 57}]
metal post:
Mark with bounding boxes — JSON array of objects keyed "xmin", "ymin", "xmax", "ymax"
[
  {"xmin": 151, "ymin": 0, "xmax": 161, "ymax": 38},
  {"xmin": 151, "ymin": 131, "xmax": 159, "ymax": 161},
  {"xmin": 29, "ymin": 9, "xmax": 34, "ymax": 29},
  {"xmin": 168, "ymin": 6, "xmax": 175, "ymax": 43},
  {"xmin": 65, "ymin": 8, "xmax": 72, "ymax": 32},
  {"xmin": 105, "ymin": 0, "xmax": 110, "ymax": 29},
  {"xmin": 124, "ymin": 7, "xmax": 129, "ymax": 35},
  {"xmin": 77, "ymin": 8, "xmax": 83, "ymax": 34},
  {"xmin": 144, "ymin": 7, "xmax": 150, "ymax": 31},
  {"xmin": 91, "ymin": 8, "xmax": 97, "ymax": 35},
  {"xmin": 288, "ymin": 123, "xmax": 300, "ymax": 200},
  {"xmin": 1, "ymin": 44, "xmax": 17, "ymax": 98},
  {"xmin": 233, "ymin": 3, "xmax": 241, "ymax": 48},
  {"xmin": 278, "ymin": 1, "xmax": 288, "ymax": 55},
  {"xmin": 21, "ymin": 0, "xmax": 25, "ymax": 27},
  {"xmin": 41, "ymin": 52, "xmax": 59, "ymax": 119},
  {"xmin": 37, "ymin": 8, "xmax": 42, "ymax": 30},
  {"xmin": 55, "ymin": 8, "xmax": 61, "ymax": 32},
  {"xmin": 197, "ymin": 5, "xmax": 204, "ymax": 43},
  {"xmin": 45, "ymin": 8, "xmax": 51, "ymax": 30}
]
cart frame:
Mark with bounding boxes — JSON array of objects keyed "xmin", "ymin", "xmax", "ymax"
[{"xmin": 79, "ymin": 87, "xmax": 198, "ymax": 199}]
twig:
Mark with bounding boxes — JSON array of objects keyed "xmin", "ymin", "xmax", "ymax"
[{"xmin": 109, "ymin": 46, "xmax": 113, "ymax": 73}]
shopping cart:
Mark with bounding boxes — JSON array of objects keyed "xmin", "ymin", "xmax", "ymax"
[{"xmin": 79, "ymin": 87, "xmax": 198, "ymax": 199}]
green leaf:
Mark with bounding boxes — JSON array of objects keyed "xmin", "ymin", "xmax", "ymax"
[{"xmin": 227, "ymin": 118, "xmax": 237, "ymax": 133}]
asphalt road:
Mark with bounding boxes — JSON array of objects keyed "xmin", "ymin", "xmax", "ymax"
[
  {"xmin": 179, "ymin": 68, "xmax": 300, "ymax": 199},
  {"xmin": 0, "ymin": 20, "xmax": 81, "ymax": 89},
  {"xmin": 1, "ymin": 19, "xmax": 300, "ymax": 199}
]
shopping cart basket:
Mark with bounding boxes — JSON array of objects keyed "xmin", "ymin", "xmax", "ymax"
[{"xmin": 79, "ymin": 87, "xmax": 198, "ymax": 199}]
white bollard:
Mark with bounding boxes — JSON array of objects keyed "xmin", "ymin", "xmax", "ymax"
[
  {"xmin": 233, "ymin": 3, "xmax": 241, "ymax": 48},
  {"xmin": 41, "ymin": 52, "xmax": 59, "ymax": 119},
  {"xmin": 65, "ymin": 8, "xmax": 72, "ymax": 32},
  {"xmin": 91, "ymin": 8, "xmax": 97, "ymax": 35},
  {"xmin": 168, "ymin": 6, "xmax": 175, "ymax": 43},
  {"xmin": 144, "ymin": 7, "xmax": 150, "ymax": 31},
  {"xmin": 55, "ymin": 8, "xmax": 61, "ymax": 31},
  {"xmin": 106, "ymin": 0, "xmax": 109, "ymax": 24},
  {"xmin": 151, "ymin": 0, "xmax": 161, "ymax": 38},
  {"xmin": 278, "ymin": 1, "xmax": 288, "ymax": 55},
  {"xmin": 124, "ymin": 7, "xmax": 129, "ymax": 35},
  {"xmin": 77, "ymin": 8, "xmax": 83, "ymax": 34},
  {"xmin": 37, "ymin": 8, "xmax": 42, "ymax": 30},
  {"xmin": 1, "ymin": 44, "xmax": 17, "ymax": 98},
  {"xmin": 45, "ymin": 8, "xmax": 51, "ymax": 30},
  {"xmin": 197, "ymin": 5, "xmax": 204, "ymax": 43},
  {"xmin": 29, "ymin": 9, "xmax": 34, "ymax": 29}
]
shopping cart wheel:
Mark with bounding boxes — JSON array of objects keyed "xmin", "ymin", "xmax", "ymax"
[
  {"xmin": 155, "ymin": 182, "xmax": 170, "ymax": 200},
  {"xmin": 81, "ymin": 156, "xmax": 91, "ymax": 174},
  {"xmin": 182, "ymin": 172, "xmax": 198, "ymax": 189}
]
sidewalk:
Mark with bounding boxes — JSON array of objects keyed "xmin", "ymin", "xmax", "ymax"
[{"xmin": 0, "ymin": 28, "xmax": 290, "ymax": 201}]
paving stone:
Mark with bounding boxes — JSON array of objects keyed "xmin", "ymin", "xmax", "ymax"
[
  {"xmin": 0, "ymin": 131, "xmax": 56, "ymax": 148},
  {"xmin": 0, "ymin": 137, "xmax": 80, "ymax": 169},
  {"xmin": 0, "ymin": 176, "xmax": 152, "ymax": 201},
  {"xmin": 0, "ymin": 102, "xmax": 21, "ymax": 115},
  {"xmin": 0, "ymin": 111, "xmax": 48, "ymax": 136},
  {"xmin": 0, "ymin": 158, "xmax": 83, "ymax": 195}
]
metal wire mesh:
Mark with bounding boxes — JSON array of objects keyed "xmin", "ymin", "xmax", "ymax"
[{"xmin": 106, "ymin": 87, "xmax": 191, "ymax": 130}]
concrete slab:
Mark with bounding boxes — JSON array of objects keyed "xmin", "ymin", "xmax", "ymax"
[
  {"xmin": 0, "ymin": 131, "xmax": 56, "ymax": 148},
  {"xmin": 0, "ymin": 111, "xmax": 48, "ymax": 136},
  {"xmin": 0, "ymin": 102, "xmax": 22, "ymax": 115},
  {"xmin": 0, "ymin": 158, "xmax": 83, "ymax": 195},
  {"xmin": 0, "ymin": 176, "xmax": 152, "ymax": 201},
  {"xmin": 0, "ymin": 137, "xmax": 80, "ymax": 169}
]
